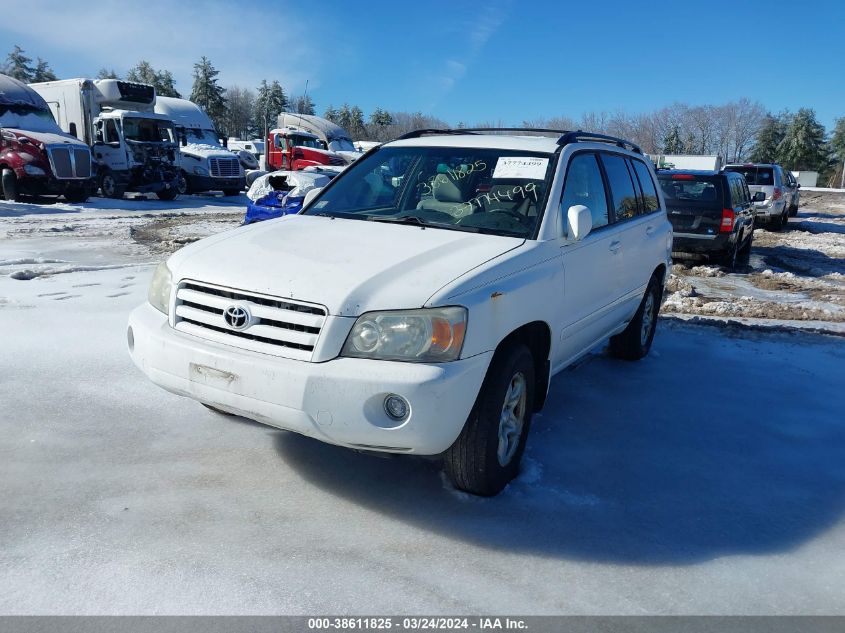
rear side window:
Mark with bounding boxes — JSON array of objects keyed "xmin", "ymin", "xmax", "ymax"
[
  {"xmin": 724, "ymin": 166, "xmax": 774, "ymax": 186},
  {"xmin": 631, "ymin": 159, "xmax": 660, "ymax": 213},
  {"xmin": 600, "ymin": 154, "xmax": 639, "ymax": 221},
  {"xmin": 561, "ymin": 153, "xmax": 610, "ymax": 232}
]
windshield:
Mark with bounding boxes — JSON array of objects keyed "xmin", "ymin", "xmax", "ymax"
[
  {"xmin": 723, "ymin": 166, "xmax": 774, "ymax": 186},
  {"xmin": 123, "ymin": 117, "xmax": 175, "ymax": 143},
  {"xmin": 183, "ymin": 128, "xmax": 220, "ymax": 145},
  {"xmin": 304, "ymin": 146, "xmax": 555, "ymax": 238},
  {"xmin": 329, "ymin": 138, "xmax": 356, "ymax": 152},
  {"xmin": 0, "ymin": 105, "xmax": 63, "ymax": 134},
  {"xmin": 289, "ymin": 134, "xmax": 324, "ymax": 149}
]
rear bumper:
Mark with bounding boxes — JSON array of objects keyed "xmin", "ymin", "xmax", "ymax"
[
  {"xmin": 127, "ymin": 302, "xmax": 491, "ymax": 455},
  {"xmin": 753, "ymin": 199, "xmax": 786, "ymax": 217},
  {"xmin": 672, "ymin": 232, "xmax": 733, "ymax": 255}
]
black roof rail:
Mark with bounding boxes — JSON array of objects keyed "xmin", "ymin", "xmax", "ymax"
[
  {"xmin": 455, "ymin": 127, "xmax": 571, "ymax": 135},
  {"xmin": 394, "ymin": 128, "xmax": 477, "ymax": 140},
  {"xmin": 557, "ymin": 130, "xmax": 642, "ymax": 154}
]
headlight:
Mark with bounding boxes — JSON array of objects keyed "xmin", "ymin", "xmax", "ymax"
[
  {"xmin": 147, "ymin": 262, "xmax": 173, "ymax": 315},
  {"xmin": 193, "ymin": 166, "xmax": 209, "ymax": 176},
  {"xmin": 341, "ymin": 307, "xmax": 467, "ymax": 362},
  {"xmin": 23, "ymin": 164, "xmax": 46, "ymax": 176}
]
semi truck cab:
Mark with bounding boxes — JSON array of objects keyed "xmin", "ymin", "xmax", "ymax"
[{"xmin": 266, "ymin": 128, "xmax": 347, "ymax": 172}]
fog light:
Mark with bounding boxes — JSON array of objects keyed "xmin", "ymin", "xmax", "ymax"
[
  {"xmin": 383, "ymin": 394, "xmax": 409, "ymax": 421},
  {"xmin": 127, "ymin": 326, "xmax": 134, "ymax": 352}
]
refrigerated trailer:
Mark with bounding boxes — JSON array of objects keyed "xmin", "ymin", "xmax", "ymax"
[{"xmin": 30, "ymin": 78, "xmax": 179, "ymax": 199}]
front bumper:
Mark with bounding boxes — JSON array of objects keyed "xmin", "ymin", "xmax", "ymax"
[
  {"xmin": 187, "ymin": 174, "xmax": 245, "ymax": 192},
  {"xmin": 17, "ymin": 174, "xmax": 95, "ymax": 196},
  {"xmin": 128, "ymin": 303, "xmax": 491, "ymax": 455}
]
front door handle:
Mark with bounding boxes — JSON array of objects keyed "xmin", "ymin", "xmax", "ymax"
[
  {"xmin": 609, "ymin": 240, "xmax": 621, "ymax": 253},
  {"xmin": 645, "ymin": 226, "xmax": 655, "ymax": 237}
]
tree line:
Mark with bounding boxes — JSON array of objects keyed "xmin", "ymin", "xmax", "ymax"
[{"xmin": 5, "ymin": 44, "xmax": 843, "ymax": 184}]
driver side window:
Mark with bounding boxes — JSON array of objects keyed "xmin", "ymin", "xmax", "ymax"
[
  {"xmin": 560, "ymin": 153, "xmax": 609, "ymax": 235},
  {"xmin": 105, "ymin": 120, "xmax": 120, "ymax": 144}
]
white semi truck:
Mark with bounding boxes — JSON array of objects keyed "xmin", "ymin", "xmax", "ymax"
[
  {"xmin": 154, "ymin": 96, "xmax": 245, "ymax": 196},
  {"xmin": 29, "ymin": 78, "xmax": 180, "ymax": 199}
]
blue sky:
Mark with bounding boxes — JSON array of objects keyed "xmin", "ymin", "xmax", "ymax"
[{"xmin": 3, "ymin": 0, "xmax": 844, "ymax": 128}]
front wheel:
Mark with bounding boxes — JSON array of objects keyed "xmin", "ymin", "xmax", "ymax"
[
  {"xmin": 156, "ymin": 187, "xmax": 179, "ymax": 201},
  {"xmin": 99, "ymin": 171, "xmax": 125, "ymax": 199},
  {"xmin": 609, "ymin": 274, "xmax": 662, "ymax": 361},
  {"xmin": 444, "ymin": 344, "xmax": 535, "ymax": 496},
  {"xmin": 176, "ymin": 172, "xmax": 189, "ymax": 195},
  {"xmin": 1, "ymin": 169, "xmax": 20, "ymax": 201}
]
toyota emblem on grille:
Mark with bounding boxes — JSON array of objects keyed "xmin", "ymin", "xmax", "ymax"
[{"xmin": 224, "ymin": 305, "xmax": 251, "ymax": 330}]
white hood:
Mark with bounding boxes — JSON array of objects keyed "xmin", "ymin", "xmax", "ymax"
[{"xmin": 168, "ymin": 215, "xmax": 523, "ymax": 316}]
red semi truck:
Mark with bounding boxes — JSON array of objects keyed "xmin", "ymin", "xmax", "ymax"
[
  {"xmin": 0, "ymin": 73, "xmax": 95, "ymax": 202},
  {"xmin": 265, "ymin": 127, "xmax": 348, "ymax": 172}
]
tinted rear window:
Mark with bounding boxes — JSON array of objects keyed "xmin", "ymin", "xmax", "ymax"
[
  {"xmin": 723, "ymin": 166, "xmax": 774, "ymax": 186},
  {"xmin": 657, "ymin": 174, "xmax": 723, "ymax": 206}
]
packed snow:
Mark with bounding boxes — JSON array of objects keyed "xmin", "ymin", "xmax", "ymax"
[{"xmin": 1, "ymin": 191, "xmax": 845, "ymax": 614}]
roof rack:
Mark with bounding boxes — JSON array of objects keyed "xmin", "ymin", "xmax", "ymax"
[
  {"xmin": 394, "ymin": 127, "xmax": 642, "ymax": 154},
  {"xmin": 557, "ymin": 131, "xmax": 642, "ymax": 154}
]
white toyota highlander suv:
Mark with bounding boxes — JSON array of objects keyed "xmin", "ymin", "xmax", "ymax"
[{"xmin": 128, "ymin": 129, "xmax": 672, "ymax": 495}]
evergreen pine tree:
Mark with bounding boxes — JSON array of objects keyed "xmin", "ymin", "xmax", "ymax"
[
  {"xmin": 32, "ymin": 58, "xmax": 57, "ymax": 82},
  {"xmin": 349, "ymin": 106, "xmax": 366, "ymax": 138},
  {"xmin": 291, "ymin": 95, "xmax": 316, "ymax": 115},
  {"xmin": 96, "ymin": 68, "xmax": 119, "ymax": 80},
  {"xmin": 369, "ymin": 108, "xmax": 393, "ymax": 128},
  {"xmin": 3, "ymin": 45, "xmax": 35, "ymax": 81},
  {"xmin": 337, "ymin": 103, "xmax": 353, "ymax": 132},
  {"xmin": 662, "ymin": 125, "xmax": 683, "ymax": 154},
  {"xmin": 778, "ymin": 108, "xmax": 828, "ymax": 171},
  {"xmin": 323, "ymin": 105, "xmax": 339, "ymax": 124},
  {"xmin": 190, "ymin": 56, "xmax": 227, "ymax": 132},
  {"xmin": 750, "ymin": 112, "xmax": 789, "ymax": 163}
]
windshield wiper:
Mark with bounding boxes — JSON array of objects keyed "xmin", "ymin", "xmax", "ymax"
[{"xmin": 369, "ymin": 215, "xmax": 428, "ymax": 226}]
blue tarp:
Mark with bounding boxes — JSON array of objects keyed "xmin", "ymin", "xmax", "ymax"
[{"xmin": 244, "ymin": 191, "xmax": 305, "ymax": 225}]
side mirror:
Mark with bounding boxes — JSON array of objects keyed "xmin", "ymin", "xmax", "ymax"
[
  {"xmin": 567, "ymin": 205, "xmax": 592, "ymax": 241},
  {"xmin": 302, "ymin": 187, "xmax": 322, "ymax": 209},
  {"xmin": 752, "ymin": 191, "xmax": 766, "ymax": 202}
]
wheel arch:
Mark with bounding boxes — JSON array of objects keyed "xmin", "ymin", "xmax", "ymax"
[{"xmin": 492, "ymin": 320, "xmax": 552, "ymax": 413}]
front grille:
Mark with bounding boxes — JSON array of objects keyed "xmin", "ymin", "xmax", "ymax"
[
  {"xmin": 73, "ymin": 148, "xmax": 91, "ymax": 177},
  {"xmin": 47, "ymin": 145, "xmax": 92, "ymax": 180},
  {"xmin": 173, "ymin": 280, "xmax": 327, "ymax": 361},
  {"xmin": 209, "ymin": 157, "xmax": 240, "ymax": 178},
  {"xmin": 51, "ymin": 147, "xmax": 73, "ymax": 177}
]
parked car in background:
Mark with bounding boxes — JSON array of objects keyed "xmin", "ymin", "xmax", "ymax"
[
  {"xmin": 783, "ymin": 170, "xmax": 800, "ymax": 216},
  {"xmin": 657, "ymin": 169, "xmax": 760, "ymax": 269},
  {"xmin": 128, "ymin": 129, "xmax": 672, "ymax": 496},
  {"xmin": 0, "ymin": 73, "xmax": 95, "ymax": 202},
  {"xmin": 722, "ymin": 163, "xmax": 791, "ymax": 230},
  {"xmin": 228, "ymin": 138, "xmax": 264, "ymax": 160}
]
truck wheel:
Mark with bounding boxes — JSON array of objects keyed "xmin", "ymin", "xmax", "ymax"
[
  {"xmin": 176, "ymin": 172, "xmax": 190, "ymax": 195},
  {"xmin": 444, "ymin": 343, "xmax": 535, "ymax": 496},
  {"xmin": 223, "ymin": 189, "xmax": 241, "ymax": 197},
  {"xmin": 1, "ymin": 169, "xmax": 20, "ymax": 202},
  {"xmin": 64, "ymin": 188, "xmax": 89, "ymax": 203},
  {"xmin": 156, "ymin": 187, "xmax": 179, "ymax": 201},
  {"xmin": 609, "ymin": 274, "xmax": 662, "ymax": 361},
  {"xmin": 99, "ymin": 172, "xmax": 125, "ymax": 199}
]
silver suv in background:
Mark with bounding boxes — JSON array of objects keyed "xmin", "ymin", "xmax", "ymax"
[
  {"xmin": 783, "ymin": 170, "xmax": 801, "ymax": 216},
  {"xmin": 722, "ymin": 163, "xmax": 792, "ymax": 230}
]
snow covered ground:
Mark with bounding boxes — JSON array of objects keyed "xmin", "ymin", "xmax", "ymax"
[{"xmin": 1, "ymin": 193, "xmax": 845, "ymax": 614}]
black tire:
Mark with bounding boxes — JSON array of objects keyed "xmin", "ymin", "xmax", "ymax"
[
  {"xmin": 738, "ymin": 232, "xmax": 753, "ymax": 265},
  {"xmin": 99, "ymin": 171, "xmax": 125, "ymax": 199},
  {"xmin": 156, "ymin": 186, "xmax": 179, "ymax": 201},
  {"xmin": 609, "ymin": 274, "xmax": 662, "ymax": 361},
  {"xmin": 788, "ymin": 203, "xmax": 798, "ymax": 217},
  {"xmin": 223, "ymin": 189, "xmax": 241, "ymax": 197},
  {"xmin": 769, "ymin": 212, "xmax": 783, "ymax": 231},
  {"xmin": 444, "ymin": 344, "xmax": 535, "ymax": 496},
  {"xmin": 176, "ymin": 171, "xmax": 190, "ymax": 195},
  {"xmin": 1, "ymin": 168, "xmax": 20, "ymax": 202},
  {"xmin": 720, "ymin": 238, "xmax": 740, "ymax": 270},
  {"xmin": 64, "ymin": 188, "xmax": 89, "ymax": 203}
]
